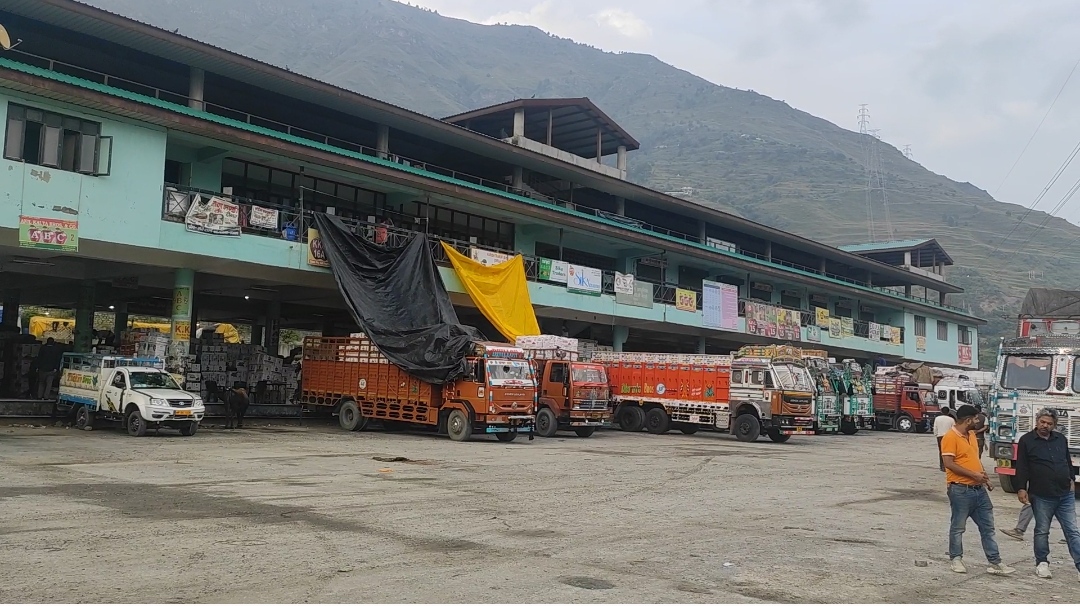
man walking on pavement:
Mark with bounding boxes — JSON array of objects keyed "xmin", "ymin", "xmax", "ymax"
[
  {"xmin": 941, "ymin": 404, "xmax": 1015, "ymax": 575},
  {"xmin": 935, "ymin": 406, "xmax": 955, "ymax": 472},
  {"xmin": 1002, "ymin": 503, "xmax": 1069, "ymax": 544},
  {"xmin": 1013, "ymin": 408, "xmax": 1080, "ymax": 580}
]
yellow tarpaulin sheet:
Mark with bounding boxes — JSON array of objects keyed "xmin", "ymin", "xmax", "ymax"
[
  {"xmin": 441, "ymin": 242, "xmax": 540, "ymax": 342},
  {"xmin": 29, "ymin": 316, "xmax": 173, "ymax": 338}
]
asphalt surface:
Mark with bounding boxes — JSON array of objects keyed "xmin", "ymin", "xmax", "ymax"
[{"xmin": 1, "ymin": 421, "xmax": 1077, "ymax": 603}]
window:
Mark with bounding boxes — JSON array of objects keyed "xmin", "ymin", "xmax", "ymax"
[
  {"xmin": 549, "ymin": 363, "xmax": 567, "ymax": 384},
  {"xmin": 780, "ymin": 291, "xmax": 802, "ymax": 309},
  {"xmin": 1001, "ymin": 356, "xmax": 1052, "ymax": 391},
  {"xmin": 834, "ymin": 301, "xmax": 853, "ymax": 319},
  {"xmin": 958, "ymin": 326, "xmax": 972, "ymax": 345},
  {"xmin": 914, "ymin": 315, "xmax": 927, "ymax": 337},
  {"xmin": 111, "ymin": 373, "xmax": 126, "ymax": 389},
  {"xmin": 937, "ymin": 320, "xmax": 949, "ymax": 341},
  {"xmin": 732, "ymin": 370, "xmax": 744, "ymax": 384},
  {"xmin": 220, "ymin": 158, "xmax": 385, "ymax": 216},
  {"xmin": 4, "ymin": 104, "xmax": 111, "ymax": 175}
]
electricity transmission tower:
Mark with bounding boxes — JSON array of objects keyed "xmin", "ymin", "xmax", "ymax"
[
  {"xmin": 903, "ymin": 144, "xmax": 912, "ymax": 160},
  {"xmin": 858, "ymin": 105, "xmax": 875, "ymax": 241}
]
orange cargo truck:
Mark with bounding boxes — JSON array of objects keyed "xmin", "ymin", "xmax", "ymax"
[
  {"xmin": 299, "ymin": 335, "xmax": 537, "ymax": 442},
  {"xmin": 592, "ymin": 351, "xmax": 733, "ymax": 436}
]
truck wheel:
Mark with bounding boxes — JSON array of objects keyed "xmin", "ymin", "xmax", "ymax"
[
  {"xmin": 840, "ymin": 420, "xmax": 858, "ymax": 435},
  {"xmin": 679, "ymin": 426, "xmax": 699, "ymax": 435},
  {"xmin": 495, "ymin": 431, "xmax": 518, "ymax": 443},
  {"xmin": 535, "ymin": 408, "xmax": 559, "ymax": 437},
  {"xmin": 644, "ymin": 407, "xmax": 671, "ymax": 434},
  {"xmin": 574, "ymin": 427, "xmax": 596, "ymax": 438},
  {"xmin": 733, "ymin": 414, "xmax": 760, "ymax": 442},
  {"xmin": 896, "ymin": 413, "xmax": 915, "ymax": 433},
  {"xmin": 447, "ymin": 409, "xmax": 472, "ymax": 442},
  {"xmin": 75, "ymin": 406, "xmax": 95, "ymax": 431},
  {"xmin": 999, "ymin": 474, "xmax": 1017, "ymax": 494},
  {"xmin": 616, "ymin": 405, "xmax": 645, "ymax": 432},
  {"xmin": 127, "ymin": 409, "xmax": 148, "ymax": 437},
  {"xmin": 767, "ymin": 429, "xmax": 791, "ymax": 443},
  {"xmin": 180, "ymin": 421, "xmax": 199, "ymax": 437},
  {"xmin": 338, "ymin": 401, "xmax": 366, "ymax": 432}
]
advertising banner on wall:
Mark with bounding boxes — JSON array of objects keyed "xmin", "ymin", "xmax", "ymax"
[
  {"xmin": 19, "ymin": 215, "xmax": 78, "ymax": 252},
  {"xmin": 702, "ymin": 281, "xmax": 722, "ymax": 328},
  {"xmin": 675, "ymin": 288, "xmax": 697, "ymax": 312},
  {"xmin": 891, "ymin": 328, "xmax": 902, "ymax": 346},
  {"xmin": 616, "ymin": 280, "xmax": 654, "ymax": 308},
  {"xmin": 306, "ymin": 228, "xmax": 330, "ymax": 267},
  {"xmin": 250, "ymin": 206, "xmax": 280, "ymax": 230},
  {"xmin": 185, "ymin": 195, "xmax": 241, "ymax": 237},
  {"xmin": 958, "ymin": 344, "xmax": 973, "ymax": 366},
  {"xmin": 566, "ymin": 264, "xmax": 602, "ymax": 295},
  {"xmin": 469, "ymin": 247, "xmax": 510, "ymax": 266},
  {"xmin": 815, "ymin": 307, "xmax": 830, "ymax": 327},
  {"xmin": 868, "ymin": 322, "xmax": 881, "ymax": 342},
  {"xmin": 806, "ymin": 325, "xmax": 821, "ymax": 342},
  {"xmin": 720, "ymin": 284, "xmax": 739, "ymax": 330},
  {"xmin": 841, "ymin": 317, "xmax": 855, "ymax": 338},
  {"xmin": 744, "ymin": 301, "xmax": 801, "ymax": 341},
  {"xmin": 829, "ymin": 318, "xmax": 842, "ymax": 339},
  {"xmin": 614, "ymin": 272, "xmax": 635, "ymax": 295},
  {"xmin": 538, "ymin": 258, "xmax": 569, "ymax": 283},
  {"xmin": 916, "ymin": 335, "xmax": 927, "ymax": 353}
]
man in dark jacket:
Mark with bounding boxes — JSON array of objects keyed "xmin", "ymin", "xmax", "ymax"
[
  {"xmin": 1014, "ymin": 408, "xmax": 1080, "ymax": 580},
  {"xmin": 33, "ymin": 338, "xmax": 64, "ymax": 400}
]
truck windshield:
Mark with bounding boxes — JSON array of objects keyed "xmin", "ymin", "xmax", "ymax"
[
  {"xmin": 1000, "ymin": 356, "xmax": 1052, "ymax": 390},
  {"xmin": 486, "ymin": 361, "xmax": 534, "ymax": 385},
  {"xmin": 572, "ymin": 366, "xmax": 607, "ymax": 384},
  {"xmin": 963, "ymin": 390, "xmax": 985, "ymax": 406},
  {"xmin": 773, "ymin": 364, "xmax": 812, "ymax": 390},
  {"xmin": 129, "ymin": 371, "xmax": 181, "ymax": 390}
]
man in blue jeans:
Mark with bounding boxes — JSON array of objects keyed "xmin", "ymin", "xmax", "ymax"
[{"xmin": 1014, "ymin": 408, "xmax": 1080, "ymax": 580}]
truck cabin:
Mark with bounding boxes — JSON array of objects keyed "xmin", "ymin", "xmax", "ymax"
[
  {"xmin": 998, "ymin": 352, "xmax": 1079, "ymax": 396},
  {"xmin": 541, "ymin": 361, "xmax": 609, "ymax": 408},
  {"xmin": 936, "ymin": 385, "xmax": 985, "ymax": 409},
  {"xmin": 114, "ymin": 368, "xmax": 183, "ymax": 391}
]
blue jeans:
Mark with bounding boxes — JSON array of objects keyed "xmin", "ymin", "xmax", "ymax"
[
  {"xmin": 948, "ymin": 483, "xmax": 1001, "ymax": 564},
  {"xmin": 1031, "ymin": 492, "xmax": 1080, "ymax": 570}
]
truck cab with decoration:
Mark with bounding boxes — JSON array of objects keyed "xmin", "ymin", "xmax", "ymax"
[
  {"xmin": 518, "ymin": 336, "xmax": 611, "ymax": 438},
  {"xmin": 803, "ymin": 351, "xmax": 840, "ymax": 435},
  {"xmin": 834, "ymin": 359, "xmax": 874, "ymax": 435},
  {"xmin": 728, "ymin": 345, "xmax": 817, "ymax": 442}
]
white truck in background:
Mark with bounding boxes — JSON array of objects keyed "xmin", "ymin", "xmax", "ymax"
[{"xmin": 56, "ymin": 354, "xmax": 205, "ymax": 437}]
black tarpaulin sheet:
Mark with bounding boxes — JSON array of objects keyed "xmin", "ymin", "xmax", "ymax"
[
  {"xmin": 1019, "ymin": 288, "xmax": 1080, "ymax": 318},
  {"xmin": 313, "ymin": 213, "xmax": 484, "ymax": 384}
]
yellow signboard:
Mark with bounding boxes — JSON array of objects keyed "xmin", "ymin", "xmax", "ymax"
[
  {"xmin": 307, "ymin": 227, "xmax": 330, "ymax": 267},
  {"xmin": 675, "ymin": 288, "xmax": 697, "ymax": 312},
  {"xmin": 173, "ymin": 320, "xmax": 191, "ymax": 341},
  {"xmin": 815, "ymin": 307, "xmax": 830, "ymax": 327}
]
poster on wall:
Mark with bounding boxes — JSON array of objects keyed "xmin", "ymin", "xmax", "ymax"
[
  {"xmin": 185, "ymin": 195, "xmax": 241, "ymax": 237},
  {"xmin": 566, "ymin": 264, "xmax": 602, "ymax": 295},
  {"xmin": 538, "ymin": 258, "xmax": 569, "ymax": 283},
  {"xmin": 720, "ymin": 284, "xmax": 739, "ymax": 330},
  {"xmin": 19, "ymin": 215, "xmax": 79, "ymax": 252},
  {"xmin": 829, "ymin": 318, "xmax": 842, "ymax": 339},
  {"xmin": 806, "ymin": 325, "xmax": 821, "ymax": 343},
  {"xmin": 614, "ymin": 272, "xmax": 635, "ymax": 295},
  {"xmin": 868, "ymin": 322, "xmax": 881, "ymax": 342},
  {"xmin": 881, "ymin": 325, "xmax": 893, "ymax": 341},
  {"xmin": 250, "ymin": 206, "xmax": 280, "ymax": 230},
  {"xmin": 702, "ymin": 281, "xmax": 722, "ymax": 328},
  {"xmin": 306, "ymin": 227, "xmax": 330, "ymax": 267},
  {"xmin": 675, "ymin": 288, "xmax": 698, "ymax": 312},
  {"xmin": 616, "ymin": 280, "xmax": 653, "ymax": 308},
  {"xmin": 744, "ymin": 301, "xmax": 800, "ymax": 340},
  {"xmin": 815, "ymin": 307, "xmax": 830, "ymax": 327},
  {"xmin": 470, "ymin": 247, "xmax": 510, "ymax": 266},
  {"xmin": 891, "ymin": 328, "xmax": 902, "ymax": 346},
  {"xmin": 958, "ymin": 344, "xmax": 973, "ymax": 366},
  {"xmin": 916, "ymin": 335, "xmax": 927, "ymax": 353},
  {"xmin": 840, "ymin": 317, "xmax": 854, "ymax": 338}
]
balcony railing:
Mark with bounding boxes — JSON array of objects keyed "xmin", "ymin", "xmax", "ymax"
[
  {"xmin": 3, "ymin": 49, "xmax": 970, "ymax": 315},
  {"xmin": 162, "ymin": 185, "xmax": 906, "ymax": 346}
]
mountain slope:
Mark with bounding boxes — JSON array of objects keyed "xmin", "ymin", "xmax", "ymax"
[{"xmin": 84, "ymin": 0, "xmax": 1080, "ymax": 366}]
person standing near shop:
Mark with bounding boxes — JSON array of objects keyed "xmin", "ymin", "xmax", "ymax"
[
  {"xmin": 33, "ymin": 337, "xmax": 64, "ymax": 400},
  {"xmin": 973, "ymin": 405, "xmax": 989, "ymax": 458},
  {"xmin": 1013, "ymin": 408, "xmax": 1080, "ymax": 580},
  {"xmin": 940, "ymin": 404, "xmax": 1015, "ymax": 575},
  {"xmin": 934, "ymin": 406, "xmax": 955, "ymax": 472}
]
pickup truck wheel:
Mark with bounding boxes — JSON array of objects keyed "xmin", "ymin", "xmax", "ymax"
[
  {"xmin": 127, "ymin": 409, "xmax": 148, "ymax": 437},
  {"xmin": 180, "ymin": 421, "xmax": 199, "ymax": 436},
  {"xmin": 574, "ymin": 427, "xmax": 596, "ymax": 438},
  {"xmin": 447, "ymin": 409, "xmax": 472, "ymax": 442},
  {"xmin": 75, "ymin": 406, "xmax": 95, "ymax": 430},
  {"xmin": 338, "ymin": 401, "xmax": 366, "ymax": 431},
  {"xmin": 767, "ymin": 429, "xmax": 791, "ymax": 443},
  {"xmin": 535, "ymin": 408, "xmax": 559, "ymax": 437},
  {"xmin": 733, "ymin": 414, "xmax": 761, "ymax": 442},
  {"xmin": 644, "ymin": 407, "xmax": 671, "ymax": 434},
  {"xmin": 495, "ymin": 431, "xmax": 518, "ymax": 443},
  {"xmin": 616, "ymin": 405, "xmax": 645, "ymax": 432}
]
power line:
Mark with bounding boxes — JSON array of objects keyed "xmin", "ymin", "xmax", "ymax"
[
  {"xmin": 990, "ymin": 138, "xmax": 1080, "ymax": 256},
  {"xmin": 1007, "ymin": 172, "xmax": 1080, "ymax": 255},
  {"xmin": 993, "ymin": 54, "xmax": 1080, "ymax": 197}
]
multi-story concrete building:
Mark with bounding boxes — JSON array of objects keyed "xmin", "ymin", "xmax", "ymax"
[{"xmin": 0, "ymin": 0, "xmax": 983, "ymax": 371}]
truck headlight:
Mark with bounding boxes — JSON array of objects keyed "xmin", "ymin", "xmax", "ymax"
[
  {"xmin": 997, "ymin": 425, "xmax": 1012, "ymax": 438},
  {"xmin": 150, "ymin": 398, "xmax": 168, "ymax": 407},
  {"xmin": 995, "ymin": 444, "xmax": 1013, "ymax": 458}
]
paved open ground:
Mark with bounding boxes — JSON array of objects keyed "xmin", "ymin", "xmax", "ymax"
[{"xmin": 1, "ymin": 422, "xmax": 1078, "ymax": 603}]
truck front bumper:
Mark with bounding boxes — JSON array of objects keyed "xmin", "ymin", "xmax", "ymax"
[
  {"xmin": 569, "ymin": 410, "xmax": 611, "ymax": 427},
  {"xmin": 483, "ymin": 414, "xmax": 535, "ymax": 433},
  {"xmin": 771, "ymin": 415, "xmax": 816, "ymax": 435}
]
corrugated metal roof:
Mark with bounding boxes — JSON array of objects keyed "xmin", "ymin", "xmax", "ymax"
[{"xmin": 839, "ymin": 239, "xmax": 934, "ymax": 252}]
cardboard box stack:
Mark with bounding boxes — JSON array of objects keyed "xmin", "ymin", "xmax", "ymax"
[{"xmin": 185, "ymin": 332, "xmax": 297, "ymax": 403}]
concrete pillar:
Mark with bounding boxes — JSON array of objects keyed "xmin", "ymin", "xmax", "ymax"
[
  {"xmin": 251, "ymin": 323, "xmax": 264, "ymax": 347},
  {"xmin": 617, "ymin": 145, "xmax": 627, "ymax": 174},
  {"xmin": 867, "ymin": 271, "xmax": 873, "ymax": 287},
  {"xmin": 596, "ymin": 129, "xmax": 603, "ymax": 161},
  {"xmin": 1, "ymin": 290, "xmax": 20, "ymax": 396},
  {"xmin": 819, "ymin": 257, "xmax": 827, "ymax": 274},
  {"xmin": 74, "ymin": 281, "xmax": 96, "ymax": 353},
  {"xmin": 546, "ymin": 110, "xmax": 553, "ymax": 145},
  {"xmin": 904, "ymin": 251, "xmax": 912, "ymax": 266},
  {"xmin": 698, "ymin": 221, "xmax": 707, "ymax": 245},
  {"xmin": 265, "ymin": 301, "xmax": 281, "ymax": 356},
  {"xmin": 615, "ymin": 197, "xmax": 625, "ymax": 216},
  {"xmin": 1, "ymin": 290, "xmax": 18, "ymax": 329},
  {"xmin": 938, "ymin": 291, "xmax": 946, "ymax": 306},
  {"xmin": 697, "ymin": 336, "xmax": 706, "ymax": 354},
  {"xmin": 765, "ymin": 241, "xmax": 773, "ymax": 262},
  {"xmin": 113, "ymin": 302, "xmax": 128, "ymax": 340},
  {"xmin": 905, "ymin": 285, "xmax": 912, "ymax": 297},
  {"xmin": 188, "ymin": 67, "xmax": 205, "ymax": 111},
  {"xmin": 169, "ymin": 269, "xmax": 195, "ymax": 374},
  {"xmin": 512, "ymin": 166, "xmax": 524, "ymax": 190},
  {"xmin": 376, "ymin": 124, "xmax": 390, "ymax": 159},
  {"xmin": 613, "ymin": 325, "xmax": 629, "ymax": 352},
  {"xmin": 513, "ymin": 108, "xmax": 525, "ymax": 138},
  {"xmin": 321, "ymin": 319, "xmax": 336, "ymax": 337}
]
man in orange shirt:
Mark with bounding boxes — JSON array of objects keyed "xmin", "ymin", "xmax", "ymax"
[{"xmin": 941, "ymin": 404, "xmax": 1015, "ymax": 575}]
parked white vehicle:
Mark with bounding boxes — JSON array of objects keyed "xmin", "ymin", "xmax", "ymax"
[{"xmin": 57, "ymin": 354, "xmax": 205, "ymax": 437}]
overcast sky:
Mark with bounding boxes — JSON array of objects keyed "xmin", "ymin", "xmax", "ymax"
[{"xmin": 401, "ymin": 0, "xmax": 1080, "ymax": 223}]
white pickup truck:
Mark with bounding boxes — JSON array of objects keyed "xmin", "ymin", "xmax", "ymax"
[{"xmin": 57, "ymin": 354, "xmax": 205, "ymax": 437}]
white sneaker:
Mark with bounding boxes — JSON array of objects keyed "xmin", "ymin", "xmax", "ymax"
[
  {"xmin": 950, "ymin": 557, "xmax": 967, "ymax": 573},
  {"xmin": 1036, "ymin": 562, "xmax": 1052, "ymax": 579},
  {"xmin": 988, "ymin": 562, "xmax": 1016, "ymax": 575}
]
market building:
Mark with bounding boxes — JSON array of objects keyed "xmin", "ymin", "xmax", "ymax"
[{"xmin": 0, "ymin": 0, "xmax": 984, "ymax": 406}]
